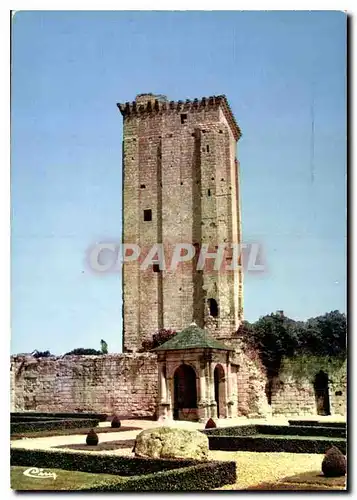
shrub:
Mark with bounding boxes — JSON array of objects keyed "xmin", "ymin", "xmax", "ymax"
[
  {"xmin": 205, "ymin": 418, "xmax": 217, "ymax": 429},
  {"xmin": 65, "ymin": 348, "xmax": 102, "ymax": 356},
  {"xmin": 32, "ymin": 350, "xmax": 53, "ymax": 358},
  {"xmin": 139, "ymin": 329, "xmax": 177, "ymax": 352},
  {"xmin": 111, "ymin": 415, "xmax": 121, "ymax": 428},
  {"xmin": 322, "ymin": 446, "xmax": 346, "ymax": 477},
  {"xmin": 86, "ymin": 429, "xmax": 99, "ymax": 446}
]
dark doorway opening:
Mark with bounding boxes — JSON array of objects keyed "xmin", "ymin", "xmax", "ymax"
[
  {"xmin": 173, "ymin": 364, "xmax": 197, "ymax": 420},
  {"xmin": 214, "ymin": 364, "xmax": 225, "ymax": 418},
  {"xmin": 208, "ymin": 298, "xmax": 219, "ymax": 317},
  {"xmin": 314, "ymin": 371, "xmax": 331, "ymax": 416}
]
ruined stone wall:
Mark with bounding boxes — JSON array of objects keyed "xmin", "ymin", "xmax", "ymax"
[
  {"xmin": 271, "ymin": 356, "xmax": 347, "ymax": 417},
  {"xmin": 11, "ymin": 351, "xmax": 345, "ymax": 419},
  {"xmin": 11, "ymin": 353, "xmax": 158, "ymax": 416},
  {"xmin": 229, "ymin": 342, "xmax": 347, "ymax": 419},
  {"xmin": 223, "ymin": 339, "xmax": 272, "ymax": 418},
  {"xmin": 235, "ymin": 351, "xmax": 272, "ymax": 418},
  {"xmin": 11, "ymin": 348, "xmax": 273, "ymax": 419}
]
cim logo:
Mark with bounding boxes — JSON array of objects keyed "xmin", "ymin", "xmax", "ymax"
[{"xmin": 23, "ymin": 468, "xmax": 57, "ymax": 480}]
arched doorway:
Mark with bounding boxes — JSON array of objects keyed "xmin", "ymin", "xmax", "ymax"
[
  {"xmin": 173, "ymin": 364, "xmax": 197, "ymax": 420},
  {"xmin": 214, "ymin": 364, "xmax": 226, "ymax": 418},
  {"xmin": 314, "ymin": 371, "xmax": 331, "ymax": 416}
]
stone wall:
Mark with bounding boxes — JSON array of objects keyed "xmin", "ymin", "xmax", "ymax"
[
  {"xmin": 220, "ymin": 338, "xmax": 272, "ymax": 418},
  {"xmin": 271, "ymin": 356, "xmax": 347, "ymax": 417},
  {"xmin": 11, "ymin": 351, "xmax": 346, "ymax": 419},
  {"xmin": 11, "ymin": 353, "xmax": 158, "ymax": 416},
  {"xmin": 235, "ymin": 351, "xmax": 272, "ymax": 418}
]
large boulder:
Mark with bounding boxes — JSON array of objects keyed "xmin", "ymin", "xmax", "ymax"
[{"xmin": 133, "ymin": 426, "xmax": 209, "ymax": 460}]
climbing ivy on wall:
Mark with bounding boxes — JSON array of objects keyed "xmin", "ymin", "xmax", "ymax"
[{"xmin": 280, "ymin": 355, "xmax": 346, "ymax": 381}]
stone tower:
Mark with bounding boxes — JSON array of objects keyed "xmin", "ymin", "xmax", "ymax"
[{"xmin": 117, "ymin": 94, "xmax": 243, "ymax": 352}]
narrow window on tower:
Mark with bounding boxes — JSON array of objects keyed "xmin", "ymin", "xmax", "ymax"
[
  {"xmin": 206, "ymin": 145, "xmax": 210, "ymax": 152},
  {"xmin": 207, "ymin": 189, "xmax": 211, "ymax": 197},
  {"xmin": 153, "ymin": 264, "xmax": 160, "ymax": 273},
  {"xmin": 143, "ymin": 209, "xmax": 152, "ymax": 222},
  {"xmin": 181, "ymin": 114, "xmax": 187, "ymax": 124},
  {"xmin": 208, "ymin": 298, "xmax": 219, "ymax": 318}
]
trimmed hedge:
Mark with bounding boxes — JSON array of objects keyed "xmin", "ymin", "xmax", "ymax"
[
  {"xmin": 11, "ymin": 412, "xmax": 107, "ymax": 422},
  {"xmin": 203, "ymin": 424, "xmax": 345, "ymax": 439},
  {"xmin": 203, "ymin": 425, "xmax": 258, "ymax": 437},
  {"xmin": 10, "ymin": 448, "xmax": 236, "ymax": 491},
  {"xmin": 288, "ymin": 420, "xmax": 346, "ymax": 429},
  {"xmin": 256, "ymin": 425, "xmax": 346, "ymax": 439},
  {"xmin": 202, "ymin": 424, "xmax": 347, "ymax": 454},
  {"xmin": 207, "ymin": 435, "xmax": 346, "ymax": 454},
  {"xmin": 11, "ymin": 418, "xmax": 99, "ymax": 434},
  {"xmin": 80, "ymin": 462, "xmax": 236, "ymax": 491},
  {"xmin": 11, "ymin": 426, "xmax": 140, "ymax": 440},
  {"xmin": 11, "ymin": 416, "xmax": 64, "ymax": 422},
  {"xmin": 11, "ymin": 448, "xmax": 201, "ymax": 475}
]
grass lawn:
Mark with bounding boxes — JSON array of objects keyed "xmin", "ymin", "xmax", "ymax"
[
  {"xmin": 283, "ymin": 470, "xmax": 346, "ymax": 486},
  {"xmin": 11, "ymin": 466, "xmax": 123, "ymax": 491},
  {"xmin": 247, "ymin": 470, "xmax": 346, "ymax": 491}
]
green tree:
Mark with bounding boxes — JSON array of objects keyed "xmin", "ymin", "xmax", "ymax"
[
  {"xmin": 301, "ymin": 310, "xmax": 346, "ymax": 357},
  {"xmin": 239, "ymin": 310, "xmax": 346, "ymax": 375},
  {"xmin": 250, "ymin": 312, "xmax": 300, "ymax": 377}
]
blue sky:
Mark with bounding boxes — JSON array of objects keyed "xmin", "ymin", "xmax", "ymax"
[{"xmin": 11, "ymin": 11, "xmax": 346, "ymax": 355}]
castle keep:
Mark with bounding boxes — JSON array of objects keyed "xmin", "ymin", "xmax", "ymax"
[{"xmin": 118, "ymin": 94, "xmax": 244, "ymax": 353}]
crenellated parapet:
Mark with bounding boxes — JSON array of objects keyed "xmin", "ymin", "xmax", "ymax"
[{"xmin": 117, "ymin": 94, "xmax": 242, "ymax": 141}]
